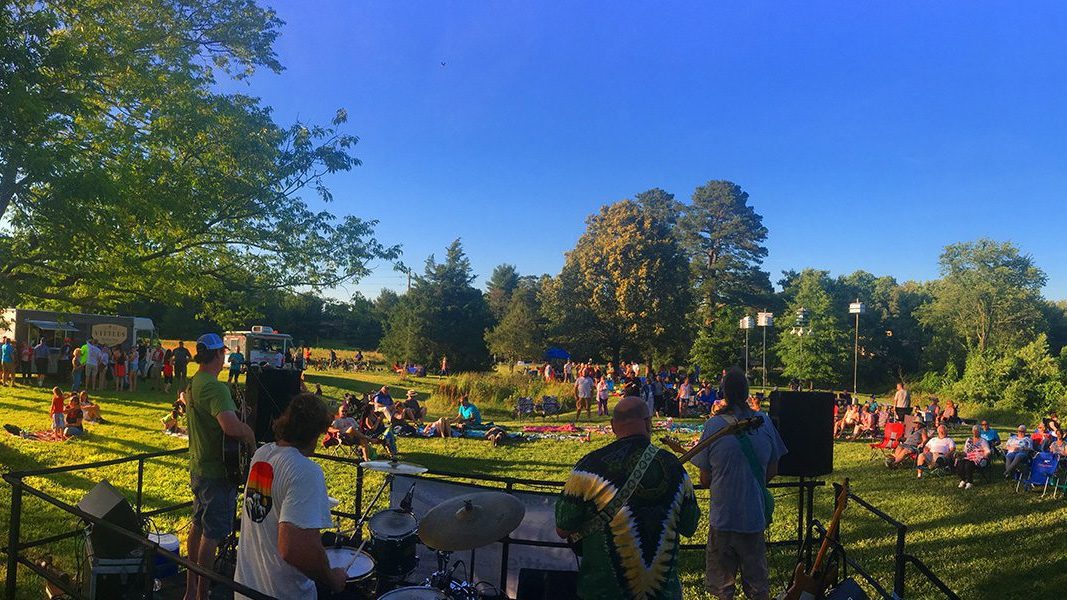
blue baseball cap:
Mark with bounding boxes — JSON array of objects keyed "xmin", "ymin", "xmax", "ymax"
[{"xmin": 197, "ymin": 333, "xmax": 225, "ymax": 351}]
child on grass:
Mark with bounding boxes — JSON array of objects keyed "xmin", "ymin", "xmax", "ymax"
[
  {"xmin": 596, "ymin": 377, "xmax": 609, "ymax": 416},
  {"xmin": 49, "ymin": 387, "xmax": 65, "ymax": 434}
]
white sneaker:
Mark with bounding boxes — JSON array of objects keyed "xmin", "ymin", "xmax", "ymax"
[
  {"xmin": 965, "ymin": 482, "xmax": 973, "ymax": 489},
  {"xmin": 917, "ymin": 471, "xmax": 922, "ymax": 478},
  {"xmin": 958, "ymin": 480, "xmax": 966, "ymax": 488}
]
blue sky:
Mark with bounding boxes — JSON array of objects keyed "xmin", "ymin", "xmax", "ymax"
[{"xmin": 230, "ymin": 1, "xmax": 1067, "ymax": 301}]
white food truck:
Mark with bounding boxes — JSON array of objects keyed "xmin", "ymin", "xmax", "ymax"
[{"xmin": 223, "ymin": 326, "xmax": 293, "ymax": 368}]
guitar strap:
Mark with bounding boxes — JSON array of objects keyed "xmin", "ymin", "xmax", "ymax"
[
  {"xmin": 568, "ymin": 442, "xmax": 660, "ymax": 545},
  {"xmin": 722, "ymin": 414, "xmax": 774, "ymax": 527}
]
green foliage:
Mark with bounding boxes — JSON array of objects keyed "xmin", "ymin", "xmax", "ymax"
[
  {"xmin": 429, "ymin": 371, "xmax": 574, "ymax": 417},
  {"xmin": 380, "ymin": 240, "xmax": 492, "ymax": 371},
  {"xmin": 678, "ymin": 180, "xmax": 772, "ymax": 316},
  {"xmin": 485, "ymin": 264, "xmax": 521, "ymax": 322},
  {"xmin": 0, "ymin": 0, "xmax": 398, "ymax": 318},
  {"xmin": 916, "ymin": 239, "xmax": 1046, "ymax": 354},
  {"xmin": 542, "ymin": 199, "xmax": 692, "ymax": 362},
  {"xmin": 485, "ymin": 284, "xmax": 546, "ymax": 362},
  {"xmin": 775, "ymin": 270, "xmax": 850, "ymax": 387},
  {"xmin": 689, "ymin": 305, "xmax": 747, "ymax": 376},
  {"xmin": 950, "ymin": 334, "xmax": 1064, "ymax": 414}
]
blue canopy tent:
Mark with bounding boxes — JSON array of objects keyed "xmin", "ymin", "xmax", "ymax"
[{"xmin": 544, "ymin": 347, "xmax": 571, "ymax": 360}]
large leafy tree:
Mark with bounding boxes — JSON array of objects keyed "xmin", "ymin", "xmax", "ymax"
[
  {"xmin": 678, "ymin": 180, "xmax": 772, "ymax": 319},
  {"xmin": 485, "ymin": 263, "xmax": 521, "ymax": 322},
  {"xmin": 485, "ymin": 281, "xmax": 545, "ymax": 363},
  {"xmin": 542, "ymin": 199, "xmax": 691, "ymax": 363},
  {"xmin": 380, "ymin": 240, "xmax": 492, "ymax": 372},
  {"xmin": 916, "ymin": 239, "xmax": 1047, "ymax": 354},
  {"xmin": 775, "ymin": 269, "xmax": 849, "ymax": 388},
  {"xmin": 0, "ymin": 0, "xmax": 398, "ymax": 316}
]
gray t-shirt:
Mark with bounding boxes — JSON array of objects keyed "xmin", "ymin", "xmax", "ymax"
[
  {"xmin": 575, "ymin": 376, "xmax": 594, "ymax": 398},
  {"xmin": 691, "ymin": 411, "xmax": 787, "ymax": 533}
]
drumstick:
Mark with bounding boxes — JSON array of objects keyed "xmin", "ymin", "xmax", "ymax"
[{"xmin": 341, "ymin": 537, "xmax": 371, "ymax": 572}]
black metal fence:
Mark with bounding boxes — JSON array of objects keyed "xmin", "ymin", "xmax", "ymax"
[
  {"xmin": 3, "ymin": 449, "xmax": 958, "ymax": 600},
  {"xmin": 809, "ymin": 482, "xmax": 961, "ymax": 600}
]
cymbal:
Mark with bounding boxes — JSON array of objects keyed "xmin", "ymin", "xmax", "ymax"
[
  {"xmin": 418, "ymin": 492, "xmax": 525, "ymax": 551},
  {"xmin": 359, "ymin": 459, "xmax": 428, "ymax": 475}
]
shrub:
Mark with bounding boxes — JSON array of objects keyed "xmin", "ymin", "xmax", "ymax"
[{"xmin": 427, "ymin": 372, "xmax": 574, "ymax": 418}]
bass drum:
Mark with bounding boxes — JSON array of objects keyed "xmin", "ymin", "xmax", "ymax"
[
  {"xmin": 377, "ymin": 587, "xmax": 449, "ymax": 599},
  {"xmin": 368, "ymin": 509, "xmax": 419, "ymax": 579},
  {"xmin": 317, "ymin": 547, "xmax": 377, "ymax": 600}
]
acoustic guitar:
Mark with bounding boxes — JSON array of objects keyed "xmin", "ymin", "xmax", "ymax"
[
  {"xmin": 660, "ymin": 416, "xmax": 764, "ymax": 464},
  {"xmin": 780, "ymin": 479, "xmax": 851, "ymax": 600}
]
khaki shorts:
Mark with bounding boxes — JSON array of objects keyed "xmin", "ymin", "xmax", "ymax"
[
  {"xmin": 576, "ymin": 396, "xmax": 591, "ymax": 410},
  {"xmin": 705, "ymin": 528, "xmax": 770, "ymax": 600},
  {"xmin": 0, "ymin": 361, "xmax": 13, "ymax": 374}
]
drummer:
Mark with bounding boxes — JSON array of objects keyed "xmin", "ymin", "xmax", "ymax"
[{"xmin": 234, "ymin": 393, "xmax": 348, "ymax": 599}]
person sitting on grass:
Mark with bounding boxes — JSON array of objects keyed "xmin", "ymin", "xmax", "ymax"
[
  {"xmin": 423, "ymin": 395, "xmax": 483, "ymax": 438},
  {"xmin": 323, "ymin": 403, "xmax": 359, "ymax": 451},
  {"xmin": 63, "ymin": 394, "xmax": 85, "ymax": 437},
  {"xmin": 162, "ymin": 407, "xmax": 187, "ymax": 435},
  {"xmin": 79, "ymin": 391, "xmax": 102, "ymax": 423},
  {"xmin": 400, "ymin": 390, "xmax": 425, "ymax": 424},
  {"xmin": 916, "ymin": 424, "xmax": 955, "ymax": 478},
  {"xmin": 49, "ymin": 387, "xmax": 66, "ymax": 435},
  {"xmin": 955, "ymin": 426, "xmax": 990, "ymax": 489},
  {"xmin": 886, "ymin": 425, "xmax": 928, "ymax": 469},
  {"xmin": 1003, "ymin": 425, "xmax": 1033, "ymax": 478}
]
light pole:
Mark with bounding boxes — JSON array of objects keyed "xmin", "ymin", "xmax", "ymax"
[
  {"xmin": 849, "ymin": 299, "xmax": 867, "ymax": 395},
  {"xmin": 739, "ymin": 315, "xmax": 754, "ymax": 377},
  {"xmin": 757, "ymin": 311, "xmax": 773, "ymax": 390},
  {"xmin": 790, "ymin": 307, "xmax": 811, "ymax": 388}
]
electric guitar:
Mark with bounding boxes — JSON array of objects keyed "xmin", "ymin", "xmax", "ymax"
[
  {"xmin": 660, "ymin": 416, "xmax": 764, "ymax": 464},
  {"xmin": 780, "ymin": 479, "xmax": 851, "ymax": 600}
]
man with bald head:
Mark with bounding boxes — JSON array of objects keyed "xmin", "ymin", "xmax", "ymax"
[{"xmin": 555, "ymin": 396, "xmax": 700, "ymax": 599}]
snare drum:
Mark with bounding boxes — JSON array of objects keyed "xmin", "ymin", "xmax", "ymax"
[
  {"xmin": 368, "ymin": 509, "xmax": 419, "ymax": 579},
  {"xmin": 320, "ymin": 546, "xmax": 377, "ymax": 599},
  {"xmin": 377, "ymin": 586, "xmax": 449, "ymax": 599}
]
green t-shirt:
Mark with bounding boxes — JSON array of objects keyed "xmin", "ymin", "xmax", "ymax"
[
  {"xmin": 555, "ymin": 436, "xmax": 700, "ymax": 600},
  {"xmin": 187, "ymin": 371, "xmax": 236, "ymax": 478}
]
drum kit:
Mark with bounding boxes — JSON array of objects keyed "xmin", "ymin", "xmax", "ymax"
[{"xmin": 322, "ymin": 459, "xmax": 526, "ymax": 600}]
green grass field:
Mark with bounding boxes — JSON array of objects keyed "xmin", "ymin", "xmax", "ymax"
[{"xmin": 1, "ymin": 365, "xmax": 1064, "ymax": 599}]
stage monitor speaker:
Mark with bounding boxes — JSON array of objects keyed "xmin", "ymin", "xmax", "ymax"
[
  {"xmin": 769, "ymin": 390, "xmax": 835, "ymax": 477},
  {"xmin": 516, "ymin": 568, "xmax": 578, "ymax": 600},
  {"xmin": 246, "ymin": 367, "xmax": 302, "ymax": 442},
  {"xmin": 77, "ymin": 480, "xmax": 143, "ymax": 559}
]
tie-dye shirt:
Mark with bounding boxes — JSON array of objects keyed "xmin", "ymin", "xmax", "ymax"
[{"xmin": 555, "ymin": 435, "xmax": 700, "ymax": 599}]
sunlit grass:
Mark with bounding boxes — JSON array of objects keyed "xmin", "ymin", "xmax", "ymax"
[{"xmin": 2, "ymin": 366, "xmax": 1064, "ymax": 598}]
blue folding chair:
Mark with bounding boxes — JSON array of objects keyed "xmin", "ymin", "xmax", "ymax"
[
  {"xmin": 1017, "ymin": 452, "xmax": 1059, "ymax": 495},
  {"xmin": 514, "ymin": 396, "xmax": 535, "ymax": 419}
]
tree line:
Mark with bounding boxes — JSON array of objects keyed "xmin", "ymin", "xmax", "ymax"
[{"xmin": 5, "ymin": 2, "xmax": 1065, "ymax": 414}]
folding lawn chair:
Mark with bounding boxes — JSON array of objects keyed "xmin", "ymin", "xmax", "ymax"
[
  {"xmin": 1017, "ymin": 451, "xmax": 1059, "ymax": 495},
  {"xmin": 539, "ymin": 396, "xmax": 561, "ymax": 420},
  {"xmin": 515, "ymin": 396, "xmax": 535, "ymax": 419},
  {"xmin": 870, "ymin": 422, "xmax": 905, "ymax": 461}
]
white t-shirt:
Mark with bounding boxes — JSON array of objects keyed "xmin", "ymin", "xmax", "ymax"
[
  {"xmin": 924, "ymin": 436, "xmax": 956, "ymax": 455},
  {"xmin": 575, "ymin": 376, "xmax": 594, "ymax": 398},
  {"xmin": 235, "ymin": 443, "xmax": 334, "ymax": 600}
]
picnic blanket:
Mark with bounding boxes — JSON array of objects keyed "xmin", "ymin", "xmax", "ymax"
[{"xmin": 4, "ymin": 424, "xmax": 68, "ymax": 442}]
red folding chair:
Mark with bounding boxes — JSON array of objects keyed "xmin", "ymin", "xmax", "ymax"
[{"xmin": 870, "ymin": 421, "xmax": 905, "ymax": 460}]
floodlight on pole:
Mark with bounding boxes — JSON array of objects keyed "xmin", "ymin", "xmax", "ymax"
[
  {"xmin": 849, "ymin": 299, "xmax": 867, "ymax": 395},
  {"xmin": 756, "ymin": 311, "xmax": 773, "ymax": 390},
  {"xmin": 790, "ymin": 308, "xmax": 812, "ymax": 386},
  {"xmin": 739, "ymin": 316, "xmax": 754, "ymax": 377}
]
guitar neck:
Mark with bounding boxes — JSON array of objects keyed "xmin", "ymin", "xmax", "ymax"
[
  {"xmin": 809, "ymin": 479, "xmax": 850, "ymax": 575},
  {"xmin": 676, "ymin": 416, "xmax": 757, "ymax": 464}
]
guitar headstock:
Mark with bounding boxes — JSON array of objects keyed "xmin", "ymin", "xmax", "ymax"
[
  {"xmin": 726, "ymin": 415, "xmax": 764, "ymax": 434},
  {"xmin": 661, "ymin": 436, "xmax": 687, "ymax": 454}
]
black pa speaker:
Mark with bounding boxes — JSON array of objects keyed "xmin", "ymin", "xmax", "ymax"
[
  {"xmin": 77, "ymin": 480, "xmax": 144, "ymax": 558},
  {"xmin": 517, "ymin": 568, "xmax": 578, "ymax": 600},
  {"xmin": 769, "ymin": 390, "xmax": 835, "ymax": 477},
  {"xmin": 245, "ymin": 367, "xmax": 302, "ymax": 443}
]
